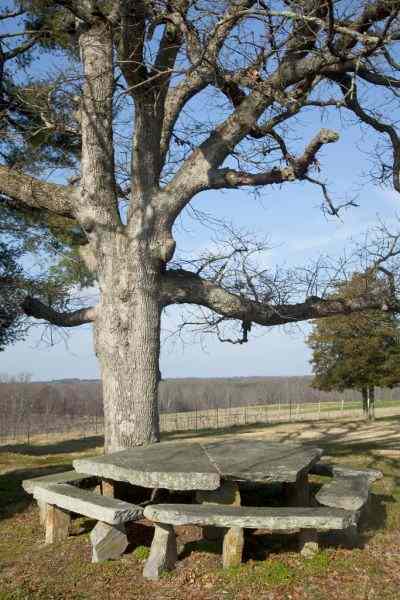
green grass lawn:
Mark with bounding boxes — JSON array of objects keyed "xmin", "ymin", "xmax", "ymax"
[{"xmin": 1, "ymin": 417, "xmax": 400, "ymax": 600}]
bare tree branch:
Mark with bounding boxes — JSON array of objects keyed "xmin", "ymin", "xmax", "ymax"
[
  {"xmin": 22, "ymin": 297, "xmax": 97, "ymax": 327},
  {"xmin": 208, "ymin": 129, "xmax": 339, "ymax": 189},
  {"xmin": 161, "ymin": 268, "xmax": 397, "ymax": 328},
  {"xmin": 331, "ymin": 73, "xmax": 400, "ymax": 192},
  {"xmin": 0, "ymin": 165, "xmax": 76, "ymax": 217}
]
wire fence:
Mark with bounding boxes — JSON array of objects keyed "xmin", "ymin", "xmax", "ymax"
[{"xmin": 1, "ymin": 397, "xmax": 399, "ymax": 447}]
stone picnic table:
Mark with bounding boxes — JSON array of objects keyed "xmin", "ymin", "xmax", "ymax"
[
  {"xmin": 24, "ymin": 438, "xmax": 381, "ymax": 573},
  {"xmin": 72, "ymin": 438, "xmax": 324, "ymax": 570},
  {"xmin": 73, "ymin": 438, "xmax": 323, "ymax": 505}
]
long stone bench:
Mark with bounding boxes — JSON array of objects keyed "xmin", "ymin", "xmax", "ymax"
[
  {"xmin": 32, "ymin": 483, "xmax": 143, "ymax": 562},
  {"xmin": 142, "ymin": 503, "xmax": 355, "ymax": 580}
]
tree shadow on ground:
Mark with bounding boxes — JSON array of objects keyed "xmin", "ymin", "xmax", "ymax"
[
  {"xmin": 0, "ymin": 463, "xmax": 75, "ymax": 521},
  {"xmin": 164, "ymin": 414, "xmax": 400, "ymax": 444},
  {"xmin": 0, "ymin": 435, "xmax": 104, "ymax": 457}
]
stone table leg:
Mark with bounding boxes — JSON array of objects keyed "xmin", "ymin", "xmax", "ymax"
[
  {"xmin": 222, "ymin": 526, "xmax": 244, "ymax": 568},
  {"xmin": 295, "ymin": 470, "xmax": 310, "ymax": 506},
  {"xmin": 45, "ymin": 504, "xmax": 71, "ymax": 544},
  {"xmin": 90, "ymin": 521, "xmax": 128, "ymax": 562},
  {"xmin": 299, "ymin": 529, "xmax": 319, "ymax": 558},
  {"xmin": 101, "ymin": 479, "xmax": 115, "ymax": 498},
  {"xmin": 143, "ymin": 523, "xmax": 177, "ymax": 580},
  {"xmin": 283, "ymin": 470, "xmax": 310, "ymax": 506},
  {"xmin": 196, "ymin": 481, "xmax": 241, "ymax": 541}
]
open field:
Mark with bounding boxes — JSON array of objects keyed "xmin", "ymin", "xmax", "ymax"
[{"xmin": 1, "ymin": 415, "xmax": 400, "ymax": 599}]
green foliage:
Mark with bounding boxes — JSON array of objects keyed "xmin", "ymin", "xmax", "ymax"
[
  {"xmin": 308, "ymin": 273, "xmax": 400, "ymax": 393},
  {"xmin": 0, "ymin": 3, "xmax": 92, "ymax": 302},
  {"xmin": 21, "ymin": 0, "xmax": 77, "ymax": 52},
  {"xmin": 132, "ymin": 546, "xmax": 150, "ymax": 561},
  {"xmin": 0, "ymin": 242, "xmax": 24, "ymax": 351},
  {"xmin": 1, "ymin": 76, "xmax": 80, "ymax": 174}
]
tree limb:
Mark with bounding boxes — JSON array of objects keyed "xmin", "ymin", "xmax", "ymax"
[
  {"xmin": 161, "ymin": 268, "xmax": 396, "ymax": 327},
  {"xmin": 0, "ymin": 165, "xmax": 76, "ymax": 217},
  {"xmin": 332, "ymin": 73, "xmax": 400, "ymax": 192},
  {"xmin": 208, "ymin": 129, "xmax": 339, "ymax": 189},
  {"xmin": 22, "ymin": 297, "xmax": 97, "ymax": 327}
]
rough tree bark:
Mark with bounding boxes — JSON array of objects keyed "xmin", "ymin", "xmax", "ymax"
[
  {"xmin": 77, "ymin": 17, "xmax": 166, "ymax": 449},
  {"xmin": 2, "ymin": 1, "xmax": 400, "ymax": 451}
]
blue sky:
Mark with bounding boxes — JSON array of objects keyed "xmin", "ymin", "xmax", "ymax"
[{"xmin": 1, "ymin": 3, "xmax": 400, "ymax": 381}]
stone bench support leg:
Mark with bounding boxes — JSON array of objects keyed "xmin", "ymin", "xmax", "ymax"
[
  {"xmin": 143, "ymin": 523, "xmax": 177, "ymax": 580},
  {"xmin": 38, "ymin": 500, "xmax": 48, "ymax": 526},
  {"xmin": 299, "ymin": 529, "xmax": 319, "ymax": 558},
  {"xmin": 45, "ymin": 504, "xmax": 71, "ymax": 544},
  {"xmin": 90, "ymin": 521, "xmax": 128, "ymax": 562},
  {"xmin": 222, "ymin": 526, "xmax": 244, "ymax": 568}
]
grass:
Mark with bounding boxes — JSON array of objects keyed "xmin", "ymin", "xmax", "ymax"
[
  {"xmin": 1, "ymin": 415, "xmax": 400, "ymax": 599},
  {"xmin": 132, "ymin": 546, "xmax": 150, "ymax": 561}
]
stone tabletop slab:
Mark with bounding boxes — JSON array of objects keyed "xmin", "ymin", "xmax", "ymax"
[
  {"xmin": 203, "ymin": 440, "xmax": 323, "ymax": 483},
  {"xmin": 74, "ymin": 439, "xmax": 323, "ymax": 491},
  {"xmin": 74, "ymin": 442, "xmax": 221, "ymax": 491}
]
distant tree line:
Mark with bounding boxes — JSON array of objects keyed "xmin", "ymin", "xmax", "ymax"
[{"xmin": 1, "ymin": 374, "xmax": 400, "ymax": 443}]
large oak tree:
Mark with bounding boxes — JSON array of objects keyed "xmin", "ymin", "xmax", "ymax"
[{"xmin": 2, "ymin": 1, "xmax": 400, "ymax": 451}]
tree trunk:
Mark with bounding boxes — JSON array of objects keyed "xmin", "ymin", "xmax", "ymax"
[
  {"xmin": 94, "ymin": 238, "xmax": 162, "ymax": 453},
  {"xmin": 361, "ymin": 387, "xmax": 368, "ymax": 419},
  {"xmin": 368, "ymin": 386, "xmax": 375, "ymax": 421}
]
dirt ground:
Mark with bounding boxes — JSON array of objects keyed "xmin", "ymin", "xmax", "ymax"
[{"xmin": 1, "ymin": 414, "xmax": 400, "ymax": 600}]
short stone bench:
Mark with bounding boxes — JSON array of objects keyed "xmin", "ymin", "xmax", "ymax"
[
  {"xmin": 313, "ymin": 464, "xmax": 382, "ymax": 544},
  {"xmin": 33, "ymin": 483, "xmax": 143, "ymax": 562},
  {"xmin": 23, "ymin": 470, "xmax": 100, "ymax": 525},
  {"xmin": 316, "ymin": 475, "xmax": 370, "ymax": 512},
  {"xmin": 142, "ymin": 503, "xmax": 354, "ymax": 580},
  {"xmin": 311, "ymin": 462, "xmax": 382, "ymax": 485}
]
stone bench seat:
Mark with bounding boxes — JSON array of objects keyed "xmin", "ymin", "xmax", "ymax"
[
  {"xmin": 23, "ymin": 470, "xmax": 100, "ymax": 526},
  {"xmin": 315, "ymin": 476, "xmax": 370, "ymax": 512},
  {"xmin": 142, "ymin": 503, "xmax": 354, "ymax": 580},
  {"xmin": 22, "ymin": 469, "xmax": 99, "ymax": 495},
  {"xmin": 33, "ymin": 483, "xmax": 142, "ymax": 525},
  {"xmin": 32, "ymin": 483, "xmax": 143, "ymax": 562},
  {"xmin": 144, "ymin": 503, "xmax": 353, "ymax": 531},
  {"xmin": 313, "ymin": 464, "xmax": 381, "ymax": 545},
  {"xmin": 310, "ymin": 462, "xmax": 382, "ymax": 484}
]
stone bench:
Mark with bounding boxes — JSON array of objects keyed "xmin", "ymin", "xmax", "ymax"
[
  {"xmin": 314, "ymin": 465, "xmax": 381, "ymax": 544},
  {"xmin": 33, "ymin": 483, "xmax": 143, "ymax": 562},
  {"xmin": 310, "ymin": 462, "xmax": 382, "ymax": 485},
  {"xmin": 315, "ymin": 475, "xmax": 370, "ymax": 512},
  {"xmin": 23, "ymin": 470, "xmax": 100, "ymax": 525},
  {"xmin": 142, "ymin": 503, "xmax": 354, "ymax": 580}
]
